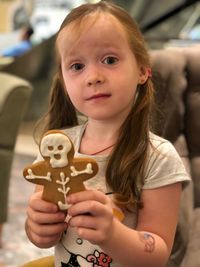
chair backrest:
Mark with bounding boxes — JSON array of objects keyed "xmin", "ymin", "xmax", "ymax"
[
  {"xmin": 0, "ymin": 72, "xmax": 32, "ymax": 149},
  {"xmin": 0, "ymin": 72, "xmax": 33, "ymax": 223},
  {"xmin": 150, "ymin": 47, "xmax": 200, "ymax": 265},
  {"xmin": 0, "ymin": 36, "xmax": 56, "ymax": 120},
  {"xmin": 150, "ymin": 46, "xmax": 200, "ymax": 206},
  {"xmin": 150, "ymin": 48, "xmax": 188, "ymax": 143},
  {"xmin": 182, "ymin": 47, "xmax": 200, "ymax": 208}
]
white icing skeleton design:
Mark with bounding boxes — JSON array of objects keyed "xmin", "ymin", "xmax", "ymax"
[
  {"xmin": 40, "ymin": 133, "xmax": 72, "ymax": 168},
  {"xmin": 23, "ymin": 130, "xmax": 98, "ymax": 210},
  {"xmin": 26, "ymin": 169, "xmax": 52, "ymax": 181}
]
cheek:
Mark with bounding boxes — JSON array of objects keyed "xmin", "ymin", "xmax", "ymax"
[
  {"xmin": 62, "ymin": 71, "xmax": 84, "ymax": 106},
  {"xmin": 119, "ymin": 79, "xmax": 138, "ymax": 105},
  {"xmin": 61, "ymin": 64, "xmax": 75, "ymax": 95},
  {"xmin": 62, "ymin": 75, "xmax": 76, "ymax": 98},
  {"xmin": 63, "ymin": 83, "xmax": 82, "ymax": 111},
  {"xmin": 121, "ymin": 75, "xmax": 138, "ymax": 96},
  {"xmin": 65, "ymin": 87, "xmax": 79, "ymax": 107}
]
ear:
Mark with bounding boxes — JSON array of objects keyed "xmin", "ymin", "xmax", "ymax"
[{"xmin": 138, "ymin": 66, "xmax": 150, "ymax": 85}]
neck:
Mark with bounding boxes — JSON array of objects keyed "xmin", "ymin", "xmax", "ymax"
[
  {"xmin": 80, "ymin": 121, "xmax": 120, "ymax": 155},
  {"xmin": 85, "ymin": 119, "xmax": 121, "ymax": 142}
]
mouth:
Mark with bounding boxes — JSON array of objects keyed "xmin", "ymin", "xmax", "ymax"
[{"xmin": 86, "ymin": 93, "xmax": 111, "ymax": 101}]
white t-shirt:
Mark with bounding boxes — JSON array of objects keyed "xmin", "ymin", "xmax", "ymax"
[{"xmin": 51, "ymin": 123, "xmax": 190, "ymax": 267}]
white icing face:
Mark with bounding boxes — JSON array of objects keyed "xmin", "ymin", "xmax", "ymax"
[{"xmin": 40, "ymin": 133, "xmax": 72, "ymax": 168}]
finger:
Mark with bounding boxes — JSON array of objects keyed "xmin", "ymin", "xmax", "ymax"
[
  {"xmin": 76, "ymin": 227, "xmax": 104, "ymax": 244},
  {"xmin": 30, "ymin": 230, "xmax": 62, "ymax": 247},
  {"xmin": 68, "ymin": 200, "xmax": 112, "ymax": 217},
  {"xmin": 32, "ymin": 190, "xmax": 43, "ymax": 198},
  {"xmin": 67, "ymin": 190, "xmax": 108, "ymax": 205},
  {"xmin": 69, "ymin": 214, "xmax": 97, "ymax": 229},
  {"xmin": 27, "ymin": 207, "xmax": 66, "ymax": 224},
  {"xmin": 28, "ymin": 196, "xmax": 58, "ymax": 213},
  {"xmin": 27, "ymin": 218, "xmax": 68, "ymax": 237}
]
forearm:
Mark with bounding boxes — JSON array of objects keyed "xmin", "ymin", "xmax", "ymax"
[{"xmin": 100, "ymin": 218, "xmax": 170, "ymax": 267}]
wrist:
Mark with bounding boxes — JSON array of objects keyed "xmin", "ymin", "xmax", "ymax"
[{"xmin": 99, "ymin": 217, "xmax": 121, "ymax": 252}]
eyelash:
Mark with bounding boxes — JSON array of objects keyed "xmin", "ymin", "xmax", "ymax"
[
  {"xmin": 103, "ymin": 56, "xmax": 118, "ymax": 65},
  {"xmin": 69, "ymin": 56, "xmax": 118, "ymax": 72},
  {"xmin": 70, "ymin": 63, "xmax": 85, "ymax": 71}
]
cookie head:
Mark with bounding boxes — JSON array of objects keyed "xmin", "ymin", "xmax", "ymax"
[{"xmin": 40, "ymin": 131, "xmax": 74, "ymax": 168}]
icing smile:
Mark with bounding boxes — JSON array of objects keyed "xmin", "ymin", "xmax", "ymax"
[{"xmin": 54, "ymin": 154, "xmax": 61, "ymax": 160}]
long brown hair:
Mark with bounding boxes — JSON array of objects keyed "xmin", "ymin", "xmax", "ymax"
[{"xmin": 39, "ymin": 1, "xmax": 154, "ymax": 208}]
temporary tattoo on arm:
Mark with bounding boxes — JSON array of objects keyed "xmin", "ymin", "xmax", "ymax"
[{"xmin": 138, "ymin": 232, "xmax": 155, "ymax": 253}]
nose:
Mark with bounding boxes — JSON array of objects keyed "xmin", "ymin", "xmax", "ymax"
[{"xmin": 86, "ymin": 66, "xmax": 105, "ymax": 86}]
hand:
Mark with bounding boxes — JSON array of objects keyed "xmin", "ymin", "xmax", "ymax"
[
  {"xmin": 26, "ymin": 191, "xmax": 68, "ymax": 248},
  {"xmin": 67, "ymin": 190, "xmax": 114, "ymax": 245}
]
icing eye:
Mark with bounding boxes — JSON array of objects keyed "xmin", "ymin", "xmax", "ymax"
[
  {"xmin": 58, "ymin": 145, "xmax": 63, "ymax": 150},
  {"xmin": 48, "ymin": 146, "xmax": 54, "ymax": 151}
]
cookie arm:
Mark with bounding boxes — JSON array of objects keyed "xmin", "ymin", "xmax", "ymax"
[
  {"xmin": 71, "ymin": 159, "xmax": 98, "ymax": 183},
  {"xmin": 58, "ymin": 159, "xmax": 98, "ymax": 195},
  {"xmin": 23, "ymin": 161, "xmax": 51, "ymax": 186}
]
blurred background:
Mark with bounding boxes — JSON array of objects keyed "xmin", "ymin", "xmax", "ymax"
[
  {"xmin": 0, "ymin": 1, "xmax": 200, "ymax": 267},
  {"xmin": 1, "ymin": 0, "xmax": 200, "ymax": 50}
]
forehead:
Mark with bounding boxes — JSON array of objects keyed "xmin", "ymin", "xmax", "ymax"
[{"xmin": 57, "ymin": 13, "xmax": 129, "ymax": 55}]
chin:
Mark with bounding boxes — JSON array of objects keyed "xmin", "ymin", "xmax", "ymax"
[{"xmin": 85, "ymin": 113, "xmax": 112, "ymax": 121}]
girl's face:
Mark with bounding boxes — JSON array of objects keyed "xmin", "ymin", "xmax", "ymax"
[{"xmin": 57, "ymin": 13, "xmax": 148, "ymax": 124}]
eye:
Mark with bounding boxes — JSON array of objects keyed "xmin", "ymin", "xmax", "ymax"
[
  {"xmin": 70, "ymin": 63, "xmax": 85, "ymax": 71},
  {"xmin": 103, "ymin": 56, "xmax": 118, "ymax": 65},
  {"xmin": 48, "ymin": 146, "xmax": 54, "ymax": 151},
  {"xmin": 58, "ymin": 145, "xmax": 63, "ymax": 150}
]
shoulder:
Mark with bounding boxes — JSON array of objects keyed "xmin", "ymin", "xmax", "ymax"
[
  {"xmin": 149, "ymin": 132, "xmax": 178, "ymax": 155},
  {"xmin": 142, "ymin": 132, "xmax": 190, "ymax": 189},
  {"xmin": 61, "ymin": 123, "xmax": 86, "ymax": 151}
]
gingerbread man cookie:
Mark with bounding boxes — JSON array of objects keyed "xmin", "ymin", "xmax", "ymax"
[{"xmin": 23, "ymin": 130, "xmax": 98, "ymax": 210}]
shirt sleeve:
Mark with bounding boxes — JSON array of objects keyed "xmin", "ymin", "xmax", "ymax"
[{"xmin": 143, "ymin": 137, "xmax": 191, "ymax": 189}]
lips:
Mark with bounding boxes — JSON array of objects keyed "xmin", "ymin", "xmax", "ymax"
[{"xmin": 86, "ymin": 93, "xmax": 111, "ymax": 101}]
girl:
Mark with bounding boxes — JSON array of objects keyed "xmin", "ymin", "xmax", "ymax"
[{"xmin": 25, "ymin": 1, "xmax": 190, "ymax": 267}]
